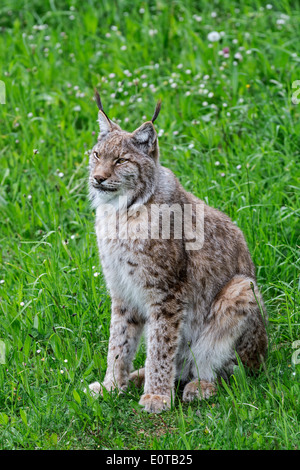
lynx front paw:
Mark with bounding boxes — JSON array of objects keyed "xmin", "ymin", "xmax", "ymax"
[
  {"xmin": 182, "ymin": 380, "xmax": 216, "ymax": 402},
  {"xmin": 139, "ymin": 394, "xmax": 171, "ymax": 413}
]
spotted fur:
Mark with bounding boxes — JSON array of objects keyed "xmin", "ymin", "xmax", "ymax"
[{"xmin": 87, "ymin": 95, "xmax": 268, "ymax": 413}]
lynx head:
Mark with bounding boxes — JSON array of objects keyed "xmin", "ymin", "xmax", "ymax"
[{"xmin": 89, "ymin": 89, "xmax": 161, "ymax": 209}]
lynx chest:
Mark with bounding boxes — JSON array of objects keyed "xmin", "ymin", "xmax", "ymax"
[{"xmin": 95, "ymin": 206, "xmax": 151, "ymax": 316}]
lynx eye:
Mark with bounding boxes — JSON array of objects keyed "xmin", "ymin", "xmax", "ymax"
[
  {"xmin": 115, "ymin": 158, "xmax": 127, "ymax": 165},
  {"xmin": 93, "ymin": 151, "xmax": 100, "ymax": 160}
]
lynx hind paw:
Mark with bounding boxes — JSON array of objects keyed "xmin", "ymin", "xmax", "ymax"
[
  {"xmin": 84, "ymin": 381, "xmax": 102, "ymax": 397},
  {"xmin": 182, "ymin": 380, "xmax": 216, "ymax": 402},
  {"xmin": 139, "ymin": 394, "xmax": 171, "ymax": 413},
  {"xmin": 129, "ymin": 368, "xmax": 145, "ymax": 388}
]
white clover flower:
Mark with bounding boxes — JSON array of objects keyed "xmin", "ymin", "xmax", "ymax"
[
  {"xmin": 120, "ymin": 45, "xmax": 127, "ymax": 51},
  {"xmin": 266, "ymin": 4, "xmax": 273, "ymax": 9},
  {"xmin": 0, "ymin": 280, "xmax": 5, "ymax": 284},
  {"xmin": 208, "ymin": 92, "xmax": 214, "ymax": 98},
  {"xmin": 188, "ymin": 143, "xmax": 194, "ymax": 149},
  {"xmin": 28, "ymin": 112, "xmax": 33, "ymax": 118},
  {"xmin": 20, "ymin": 302, "xmax": 25, "ymax": 306},
  {"xmin": 234, "ymin": 52, "xmax": 243, "ymax": 61},
  {"xmin": 211, "ymin": 11, "xmax": 217, "ymax": 18},
  {"xmin": 215, "ymin": 161, "xmax": 220, "ymax": 166},
  {"xmin": 185, "ymin": 91, "xmax": 191, "ymax": 96},
  {"xmin": 177, "ymin": 63, "xmax": 183, "ymax": 69},
  {"xmin": 203, "ymin": 74, "xmax": 210, "ymax": 80},
  {"xmin": 202, "ymin": 101, "xmax": 208, "ymax": 106},
  {"xmin": 236, "ymin": 164, "xmax": 242, "ymax": 170},
  {"xmin": 276, "ymin": 18, "xmax": 285, "ymax": 25},
  {"xmin": 207, "ymin": 31, "xmax": 221, "ymax": 42},
  {"xmin": 94, "ymin": 272, "xmax": 100, "ymax": 277},
  {"xmin": 193, "ymin": 15, "xmax": 202, "ymax": 22},
  {"xmin": 149, "ymin": 29, "xmax": 158, "ymax": 37},
  {"xmin": 111, "ymin": 25, "xmax": 118, "ymax": 31}
]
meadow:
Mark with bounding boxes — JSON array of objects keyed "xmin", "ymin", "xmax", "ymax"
[{"xmin": 0, "ymin": 0, "xmax": 299, "ymax": 450}]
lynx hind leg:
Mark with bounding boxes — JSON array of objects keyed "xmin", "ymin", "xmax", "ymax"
[
  {"xmin": 129, "ymin": 367, "xmax": 145, "ymax": 388},
  {"xmin": 183, "ymin": 380, "xmax": 216, "ymax": 402},
  {"xmin": 185, "ymin": 275, "xmax": 267, "ymax": 402},
  {"xmin": 207, "ymin": 275, "xmax": 267, "ymax": 371}
]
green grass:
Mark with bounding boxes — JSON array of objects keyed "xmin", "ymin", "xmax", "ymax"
[{"xmin": 0, "ymin": 0, "xmax": 299, "ymax": 450}]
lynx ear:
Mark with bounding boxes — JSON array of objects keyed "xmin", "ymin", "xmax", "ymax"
[
  {"xmin": 131, "ymin": 100, "xmax": 161, "ymax": 156},
  {"xmin": 98, "ymin": 110, "xmax": 112, "ymax": 140},
  {"xmin": 132, "ymin": 121, "xmax": 158, "ymax": 157},
  {"xmin": 94, "ymin": 88, "xmax": 119, "ymax": 140}
]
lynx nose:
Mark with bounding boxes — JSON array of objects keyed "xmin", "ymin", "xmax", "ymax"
[{"xmin": 94, "ymin": 175, "xmax": 107, "ymax": 185}]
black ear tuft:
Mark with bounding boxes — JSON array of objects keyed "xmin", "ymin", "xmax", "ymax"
[
  {"xmin": 94, "ymin": 88, "xmax": 111, "ymax": 122},
  {"xmin": 151, "ymin": 99, "xmax": 162, "ymax": 124},
  {"xmin": 94, "ymin": 88, "xmax": 103, "ymax": 111}
]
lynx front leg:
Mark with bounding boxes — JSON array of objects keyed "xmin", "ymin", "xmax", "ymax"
[
  {"xmin": 88, "ymin": 300, "xmax": 144, "ymax": 396},
  {"xmin": 139, "ymin": 302, "xmax": 182, "ymax": 413}
]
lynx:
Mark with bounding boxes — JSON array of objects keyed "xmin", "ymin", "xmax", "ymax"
[{"xmin": 87, "ymin": 90, "xmax": 268, "ymax": 413}]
